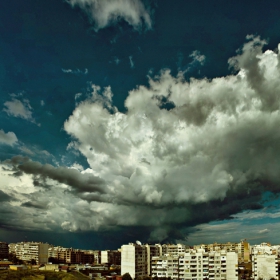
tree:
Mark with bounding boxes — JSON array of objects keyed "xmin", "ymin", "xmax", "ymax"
[
  {"xmin": 123, "ymin": 272, "xmax": 133, "ymax": 280},
  {"xmin": 7, "ymin": 253, "xmax": 23, "ymax": 264},
  {"xmin": 48, "ymin": 257, "xmax": 59, "ymax": 264}
]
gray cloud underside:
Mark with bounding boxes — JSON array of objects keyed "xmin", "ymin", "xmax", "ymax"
[
  {"xmin": 66, "ymin": 0, "xmax": 152, "ymax": 31},
  {"xmin": 2, "ymin": 36, "xmax": 280, "ymax": 241},
  {"xmin": 4, "ymin": 156, "xmax": 106, "ymax": 194}
]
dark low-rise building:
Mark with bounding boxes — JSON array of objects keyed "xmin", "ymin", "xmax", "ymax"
[{"xmin": 0, "ymin": 242, "xmax": 8, "ymax": 260}]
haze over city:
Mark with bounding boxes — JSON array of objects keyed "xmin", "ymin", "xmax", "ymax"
[{"xmin": 1, "ymin": 0, "xmax": 280, "ymax": 249}]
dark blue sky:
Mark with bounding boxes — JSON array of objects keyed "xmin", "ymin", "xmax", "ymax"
[{"xmin": 1, "ymin": 0, "xmax": 280, "ymax": 249}]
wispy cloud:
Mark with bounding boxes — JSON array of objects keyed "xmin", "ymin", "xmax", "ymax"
[
  {"xmin": 129, "ymin": 55, "xmax": 134, "ymax": 68},
  {"xmin": 3, "ymin": 98, "xmax": 35, "ymax": 122},
  {"xmin": 189, "ymin": 50, "xmax": 206, "ymax": 65},
  {"xmin": 66, "ymin": 0, "xmax": 152, "ymax": 32},
  {"xmin": 62, "ymin": 68, "xmax": 88, "ymax": 75},
  {"xmin": 114, "ymin": 57, "xmax": 120, "ymax": 65},
  {"xmin": 258, "ymin": 228, "xmax": 269, "ymax": 234}
]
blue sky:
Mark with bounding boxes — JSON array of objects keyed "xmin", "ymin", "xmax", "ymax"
[{"xmin": 1, "ymin": 0, "xmax": 280, "ymax": 249}]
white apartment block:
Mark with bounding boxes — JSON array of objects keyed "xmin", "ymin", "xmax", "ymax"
[
  {"xmin": 152, "ymin": 250, "xmax": 238, "ymax": 280},
  {"xmin": 121, "ymin": 243, "xmax": 148, "ymax": 279},
  {"xmin": 251, "ymin": 243, "xmax": 275, "ymax": 255},
  {"xmin": 152, "ymin": 254, "xmax": 179, "ymax": 279},
  {"xmin": 101, "ymin": 250, "xmax": 109, "ymax": 263},
  {"xmin": 162, "ymin": 244, "xmax": 186, "ymax": 257},
  {"xmin": 252, "ymin": 254, "xmax": 278, "ymax": 280},
  {"xmin": 11, "ymin": 242, "xmax": 49, "ymax": 264}
]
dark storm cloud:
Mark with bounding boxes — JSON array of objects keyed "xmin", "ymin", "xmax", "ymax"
[
  {"xmin": 0, "ymin": 190, "xmax": 12, "ymax": 202},
  {"xmin": 21, "ymin": 201, "xmax": 48, "ymax": 210},
  {"xmin": 5, "ymin": 156, "xmax": 106, "ymax": 194}
]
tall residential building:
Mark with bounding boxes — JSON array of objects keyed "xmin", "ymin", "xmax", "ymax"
[
  {"xmin": 121, "ymin": 243, "xmax": 148, "ymax": 279},
  {"xmin": 252, "ymin": 254, "xmax": 278, "ymax": 280},
  {"xmin": 0, "ymin": 242, "xmax": 8, "ymax": 259},
  {"xmin": 146, "ymin": 244, "xmax": 162, "ymax": 276},
  {"xmin": 12, "ymin": 242, "xmax": 49, "ymax": 264},
  {"xmin": 152, "ymin": 249, "xmax": 238, "ymax": 280},
  {"xmin": 237, "ymin": 239, "xmax": 250, "ymax": 262}
]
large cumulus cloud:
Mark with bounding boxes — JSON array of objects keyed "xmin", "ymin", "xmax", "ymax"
[
  {"xmin": 2, "ymin": 36, "xmax": 280, "ymax": 242},
  {"xmin": 63, "ymin": 36, "xmax": 280, "ymax": 239}
]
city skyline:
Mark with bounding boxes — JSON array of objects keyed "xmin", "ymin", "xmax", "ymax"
[{"xmin": 1, "ymin": 0, "xmax": 280, "ymax": 249}]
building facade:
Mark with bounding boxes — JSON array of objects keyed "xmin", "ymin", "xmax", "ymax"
[
  {"xmin": 121, "ymin": 243, "xmax": 148, "ymax": 279},
  {"xmin": 252, "ymin": 254, "xmax": 278, "ymax": 280},
  {"xmin": 152, "ymin": 249, "xmax": 238, "ymax": 280},
  {"xmin": 152, "ymin": 254, "xmax": 179, "ymax": 279},
  {"xmin": 11, "ymin": 242, "xmax": 49, "ymax": 264},
  {"xmin": 101, "ymin": 250, "xmax": 121, "ymax": 265},
  {"xmin": 162, "ymin": 244, "xmax": 186, "ymax": 257},
  {"xmin": 0, "ymin": 242, "xmax": 8, "ymax": 260},
  {"xmin": 48, "ymin": 246, "xmax": 100, "ymax": 264}
]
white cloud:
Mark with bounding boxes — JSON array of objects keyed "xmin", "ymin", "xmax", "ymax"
[
  {"xmin": 3, "ymin": 98, "xmax": 33, "ymax": 121},
  {"xmin": 66, "ymin": 0, "xmax": 152, "ymax": 32},
  {"xmin": 114, "ymin": 57, "xmax": 120, "ymax": 65},
  {"xmin": 62, "ymin": 68, "xmax": 88, "ymax": 75},
  {"xmin": 258, "ymin": 228, "xmax": 269, "ymax": 234},
  {"xmin": 189, "ymin": 50, "xmax": 206, "ymax": 65},
  {"xmin": 19, "ymin": 146, "xmax": 34, "ymax": 155},
  {"xmin": 63, "ymin": 36, "xmax": 280, "ymax": 238},
  {"xmin": 232, "ymin": 210, "xmax": 280, "ymax": 220},
  {"xmin": 129, "ymin": 55, "xmax": 134, "ymax": 68},
  {"xmin": 186, "ymin": 222, "xmax": 276, "ymax": 244},
  {"xmin": 0, "ymin": 129, "xmax": 18, "ymax": 146},
  {"xmin": 66, "ymin": 36, "xmax": 280, "ymax": 208},
  {"xmin": 4, "ymin": 36, "xmax": 280, "ymax": 241}
]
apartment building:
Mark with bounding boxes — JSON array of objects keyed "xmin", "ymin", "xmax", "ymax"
[
  {"xmin": 101, "ymin": 250, "xmax": 121, "ymax": 265},
  {"xmin": 251, "ymin": 242, "xmax": 274, "ymax": 256},
  {"xmin": 194, "ymin": 240, "xmax": 250, "ymax": 263},
  {"xmin": 121, "ymin": 243, "xmax": 148, "ymax": 279},
  {"xmin": 10, "ymin": 242, "xmax": 49, "ymax": 264},
  {"xmin": 0, "ymin": 242, "xmax": 8, "ymax": 259},
  {"xmin": 162, "ymin": 244, "xmax": 186, "ymax": 256},
  {"xmin": 8, "ymin": 243, "xmax": 16, "ymax": 254},
  {"xmin": 152, "ymin": 249, "xmax": 238, "ymax": 280},
  {"xmin": 252, "ymin": 254, "xmax": 278, "ymax": 280},
  {"xmin": 152, "ymin": 254, "xmax": 179, "ymax": 279},
  {"xmin": 182, "ymin": 250, "xmax": 238, "ymax": 280},
  {"xmin": 194, "ymin": 242, "xmax": 238, "ymax": 253},
  {"xmin": 48, "ymin": 246, "xmax": 100, "ymax": 264},
  {"xmin": 146, "ymin": 244, "xmax": 163, "ymax": 276},
  {"xmin": 237, "ymin": 240, "xmax": 250, "ymax": 262},
  {"xmin": 82, "ymin": 250, "xmax": 101, "ymax": 264}
]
